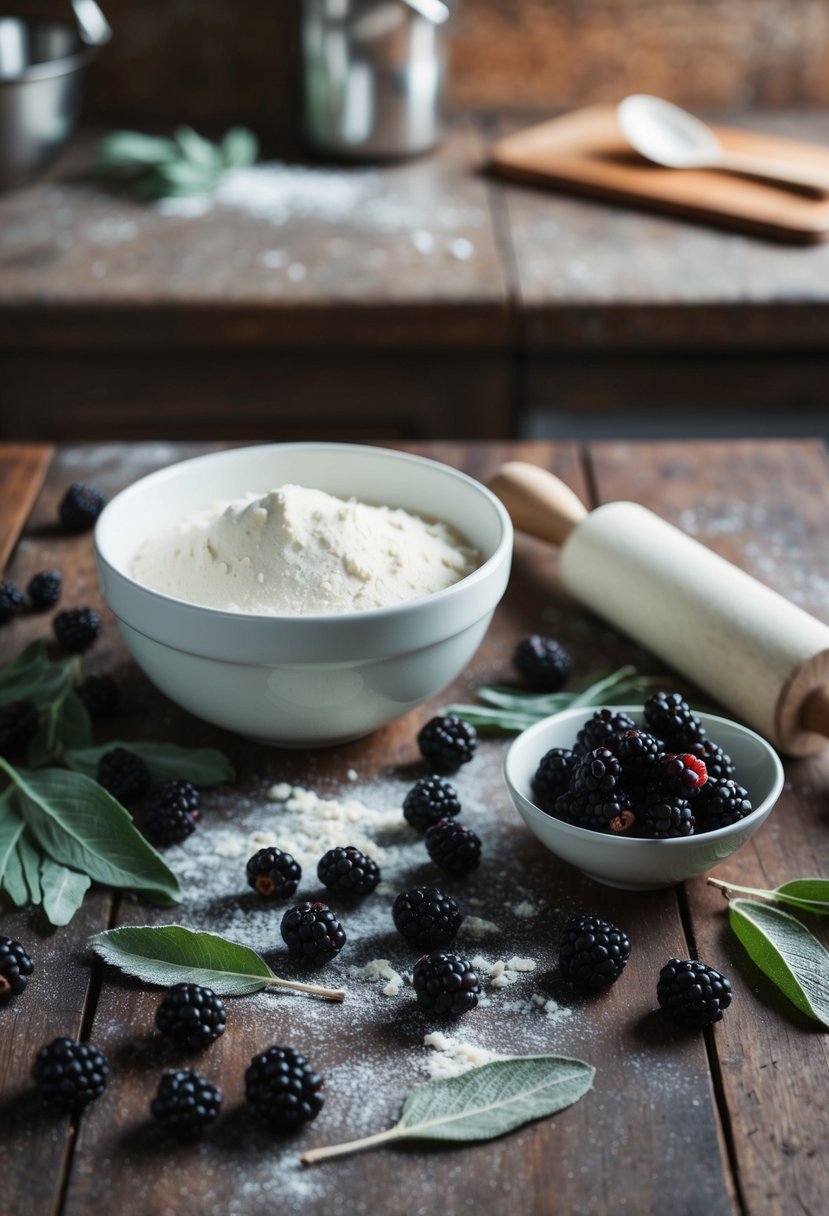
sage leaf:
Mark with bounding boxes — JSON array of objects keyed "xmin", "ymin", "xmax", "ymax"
[
  {"xmin": 18, "ymin": 832, "xmax": 43, "ymax": 905},
  {"xmin": 28, "ymin": 689, "xmax": 93, "ymax": 767},
  {"xmin": 3, "ymin": 843, "xmax": 27, "ymax": 906},
  {"xmin": 64, "ymin": 740, "xmax": 234, "ymax": 787},
  {"xmin": 40, "ymin": 859, "xmax": 91, "ymax": 927},
  {"xmin": 0, "ymin": 787, "xmax": 24, "ymax": 881},
  {"xmin": 221, "ymin": 126, "xmax": 258, "ymax": 169},
  {"xmin": 709, "ymin": 876, "xmax": 829, "ymax": 917},
  {"xmin": 97, "ymin": 130, "xmax": 177, "ymax": 168},
  {"xmin": 729, "ymin": 898, "xmax": 829, "ymax": 1028},
  {"xmin": 175, "ymin": 125, "xmax": 221, "ymax": 170},
  {"xmin": 92, "ymin": 925, "xmax": 346, "ymax": 1001},
  {"xmin": 0, "ymin": 642, "xmax": 76, "ymax": 712},
  {"xmin": 303, "ymin": 1056, "xmax": 595, "ymax": 1165}
]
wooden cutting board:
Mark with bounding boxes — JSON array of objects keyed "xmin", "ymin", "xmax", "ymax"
[{"xmin": 489, "ymin": 104, "xmax": 829, "ymax": 243}]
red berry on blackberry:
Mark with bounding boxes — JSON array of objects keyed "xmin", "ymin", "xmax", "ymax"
[
  {"xmin": 512, "ymin": 636, "xmax": 571, "ymax": 691},
  {"xmin": 392, "ymin": 886, "xmax": 462, "ymax": 951},
  {"xmin": 59, "ymin": 481, "xmax": 107, "ymax": 532},
  {"xmin": 417, "ymin": 715, "xmax": 477, "ymax": 773},
  {"xmin": 0, "ymin": 936, "xmax": 34, "ymax": 999},
  {"xmin": 695, "ymin": 779, "xmax": 753, "ymax": 830},
  {"xmin": 425, "ymin": 819, "xmax": 482, "ymax": 873},
  {"xmin": 686, "ymin": 739, "xmax": 736, "ymax": 783},
  {"xmin": 96, "ymin": 746, "xmax": 150, "ymax": 804},
  {"xmin": 574, "ymin": 708, "xmax": 637, "ymax": 757},
  {"xmin": 644, "ymin": 691, "xmax": 706, "ymax": 746},
  {"xmin": 151, "ymin": 1069, "xmax": 221, "ymax": 1141},
  {"xmin": 281, "ymin": 901, "xmax": 346, "ymax": 964},
  {"xmin": 156, "ymin": 983, "xmax": 227, "ymax": 1051},
  {"xmin": 660, "ymin": 752, "xmax": 708, "ymax": 796},
  {"xmin": 53, "ymin": 606, "xmax": 102, "ymax": 653},
  {"xmin": 76, "ymin": 674, "xmax": 119, "ymax": 719},
  {"xmin": 584, "ymin": 792, "xmax": 635, "ymax": 833},
  {"xmin": 144, "ymin": 780, "xmax": 201, "ymax": 848},
  {"xmin": 413, "ymin": 949, "xmax": 481, "ymax": 1016},
  {"xmin": 657, "ymin": 959, "xmax": 732, "ymax": 1027},
  {"xmin": 531, "ymin": 747, "xmax": 576, "ymax": 812},
  {"xmin": 0, "ymin": 699, "xmax": 38, "ymax": 757},
  {"xmin": 559, "ymin": 913, "xmax": 630, "ymax": 991},
  {"xmin": 247, "ymin": 847, "xmax": 301, "ymax": 899},
  {"xmin": 245, "ymin": 1045, "xmax": 324, "ymax": 1131},
  {"xmin": 27, "ymin": 569, "xmax": 62, "ymax": 611},
  {"xmin": 317, "ymin": 846, "xmax": 380, "ymax": 897},
  {"xmin": 0, "ymin": 580, "xmax": 25, "ymax": 623},
  {"xmin": 32, "ymin": 1037, "xmax": 108, "ymax": 1110},
  {"xmin": 403, "ymin": 775, "xmax": 460, "ymax": 832},
  {"xmin": 637, "ymin": 795, "xmax": 695, "ymax": 838}
]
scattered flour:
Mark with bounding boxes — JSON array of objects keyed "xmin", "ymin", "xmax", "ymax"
[
  {"xmin": 462, "ymin": 915, "xmax": 501, "ymax": 938},
  {"xmin": 423, "ymin": 1031, "xmax": 504, "ymax": 1079},
  {"xmin": 351, "ymin": 958, "xmax": 405, "ymax": 997},
  {"xmin": 472, "ymin": 954, "xmax": 537, "ymax": 990},
  {"xmin": 511, "ymin": 899, "xmax": 538, "ymax": 919}
]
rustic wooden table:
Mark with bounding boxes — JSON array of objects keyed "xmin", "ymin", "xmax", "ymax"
[{"xmin": 1, "ymin": 438, "xmax": 827, "ymax": 1216}]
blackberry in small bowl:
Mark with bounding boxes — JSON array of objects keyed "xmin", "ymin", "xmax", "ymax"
[{"xmin": 531, "ymin": 747, "xmax": 576, "ymax": 813}]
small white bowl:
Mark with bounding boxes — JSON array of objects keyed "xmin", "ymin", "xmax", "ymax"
[
  {"xmin": 504, "ymin": 706, "xmax": 784, "ymax": 890},
  {"xmin": 95, "ymin": 443, "xmax": 512, "ymax": 747}
]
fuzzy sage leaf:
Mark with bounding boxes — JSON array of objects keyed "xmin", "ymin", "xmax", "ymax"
[
  {"xmin": 40, "ymin": 860, "xmax": 91, "ymax": 927},
  {"xmin": 729, "ymin": 898, "xmax": 829, "ymax": 1028},
  {"xmin": 64, "ymin": 740, "xmax": 234, "ymax": 787},
  {"xmin": 0, "ymin": 641, "xmax": 77, "ymax": 713},
  {"xmin": 709, "ymin": 876, "xmax": 829, "ymax": 917}
]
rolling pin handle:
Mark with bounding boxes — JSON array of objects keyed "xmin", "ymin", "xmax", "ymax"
[
  {"xmin": 488, "ymin": 461, "xmax": 588, "ymax": 549},
  {"xmin": 799, "ymin": 686, "xmax": 829, "ymax": 739}
]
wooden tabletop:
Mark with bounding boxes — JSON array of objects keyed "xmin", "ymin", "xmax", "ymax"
[{"xmin": 1, "ymin": 438, "xmax": 828, "ymax": 1216}]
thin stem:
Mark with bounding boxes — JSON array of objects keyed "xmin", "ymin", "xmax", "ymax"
[
  {"xmin": 302, "ymin": 1125, "xmax": 400, "ymax": 1165},
  {"xmin": 268, "ymin": 975, "xmax": 346, "ymax": 1002},
  {"xmin": 707, "ymin": 877, "xmax": 773, "ymax": 901}
]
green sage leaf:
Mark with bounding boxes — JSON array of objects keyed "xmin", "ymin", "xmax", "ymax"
[
  {"xmin": 773, "ymin": 879, "xmax": 829, "ymax": 917},
  {"xmin": 0, "ymin": 787, "xmax": 24, "ymax": 882},
  {"xmin": 97, "ymin": 130, "xmax": 177, "ymax": 168},
  {"xmin": 64, "ymin": 740, "xmax": 233, "ymax": 787},
  {"xmin": 0, "ymin": 642, "xmax": 76, "ymax": 712},
  {"xmin": 40, "ymin": 859, "xmax": 92, "ymax": 927},
  {"xmin": 729, "ymin": 898, "xmax": 829, "ymax": 1028},
  {"xmin": 3, "ymin": 842, "xmax": 27, "ymax": 906},
  {"xmin": 18, "ymin": 832, "xmax": 43, "ymax": 905},
  {"xmin": 92, "ymin": 924, "xmax": 279, "ymax": 995},
  {"xmin": 221, "ymin": 126, "xmax": 258, "ymax": 169},
  {"xmin": 28, "ymin": 689, "xmax": 93, "ymax": 767}
]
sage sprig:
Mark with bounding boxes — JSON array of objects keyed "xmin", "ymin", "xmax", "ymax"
[
  {"xmin": 727, "ymin": 898, "xmax": 829, "ymax": 1029},
  {"xmin": 709, "ymin": 876, "xmax": 829, "ymax": 918},
  {"xmin": 96, "ymin": 126, "xmax": 258, "ymax": 199}
]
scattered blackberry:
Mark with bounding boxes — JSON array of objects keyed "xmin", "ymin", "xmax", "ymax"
[
  {"xmin": 512, "ymin": 636, "xmax": 571, "ymax": 691},
  {"xmin": 417, "ymin": 715, "xmax": 477, "ymax": 773},
  {"xmin": 686, "ymin": 739, "xmax": 736, "ymax": 784},
  {"xmin": 317, "ymin": 846, "xmax": 380, "ymax": 897},
  {"xmin": 695, "ymin": 779, "xmax": 753, "ymax": 830},
  {"xmin": 657, "ymin": 958, "xmax": 732, "ymax": 1027},
  {"xmin": 245, "ymin": 1045, "xmax": 324, "ymax": 1131},
  {"xmin": 392, "ymin": 887, "xmax": 462, "ymax": 951},
  {"xmin": 96, "ymin": 746, "xmax": 150, "ymax": 804},
  {"xmin": 644, "ymin": 691, "xmax": 706, "ymax": 746},
  {"xmin": 0, "ymin": 699, "xmax": 38, "ymax": 757},
  {"xmin": 637, "ymin": 796, "xmax": 695, "ymax": 839},
  {"xmin": 143, "ymin": 780, "xmax": 201, "ymax": 848},
  {"xmin": 27, "ymin": 569, "xmax": 62, "ymax": 611},
  {"xmin": 32, "ymin": 1037, "xmax": 108, "ymax": 1111},
  {"xmin": 0, "ymin": 936, "xmax": 34, "ymax": 1000},
  {"xmin": 76, "ymin": 674, "xmax": 119, "ymax": 719},
  {"xmin": 151, "ymin": 1069, "xmax": 221, "ymax": 1141},
  {"xmin": 425, "ymin": 819, "xmax": 482, "ymax": 873},
  {"xmin": 559, "ymin": 913, "xmax": 631, "ymax": 992},
  {"xmin": 403, "ymin": 775, "xmax": 461, "ymax": 832},
  {"xmin": 59, "ymin": 481, "xmax": 107, "ymax": 532},
  {"xmin": 574, "ymin": 708, "xmax": 637, "ymax": 757},
  {"xmin": 660, "ymin": 752, "xmax": 708, "ymax": 797},
  {"xmin": 247, "ymin": 847, "xmax": 301, "ymax": 899},
  {"xmin": 0, "ymin": 580, "xmax": 25, "ymax": 623},
  {"xmin": 281, "ymin": 901, "xmax": 346, "ymax": 965},
  {"xmin": 53, "ymin": 606, "xmax": 102, "ymax": 653},
  {"xmin": 531, "ymin": 748, "xmax": 576, "ymax": 812},
  {"xmin": 156, "ymin": 983, "xmax": 226, "ymax": 1051},
  {"xmin": 413, "ymin": 949, "xmax": 481, "ymax": 1016},
  {"xmin": 615, "ymin": 729, "xmax": 662, "ymax": 781}
]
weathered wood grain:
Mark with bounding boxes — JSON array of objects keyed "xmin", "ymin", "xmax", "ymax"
[{"xmin": 0, "ymin": 445, "xmax": 53, "ymax": 569}]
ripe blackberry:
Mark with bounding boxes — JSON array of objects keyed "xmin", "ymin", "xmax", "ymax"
[
  {"xmin": 531, "ymin": 747, "xmax": 576, "ymax": 813},
  {"xmin": 644, "ymin": 692, "xmax": 706, "ymax": 746},
  {"xmin": 695, "ymin": 779, "xmax": 753, "ymax": 830},
  {"xmin": 392, "ymin": 887, "xmax": 462, "ymax": 951},
  {"xmin": 32, "ymin": 1037, "xmax": 108, "ymax": 1110},
  {"xmin": 151, "ymin": 1069, "xmax": 221, "ymax": 1141},
  {"xmin": 660, "ymin": 752, "xmax": 708, "ymax": 797},
  {"xmin": 417, "ymin": 715, "xmax": 477, "ymax": 773},
  {"xmin": 27, "ymin": 569, "xmax": 62, "ymax": 611},
  {"xmin": 281, "ymin": 901, "xmax": 346, "ymax": 964},
  {"xmin": 580, "ymin": 793, "xmax": 635, "ymax": 834},
  {"xmin": 97, "ymin": 746, "xmax": 150, "ymax": 804},
  {"xmin": 59, "ymin": 481, "xmax": 107, "ymax": 532},
  {"xmin": 0, "ymin": 580, "xmax": 25, "ymax": 623},
  {"xmin": 156, "ymin": 983, "xmax": 226, "ymax": 1051},
  {"xmin": 657, "ymin": 958, "xmax": 732, "ymax": 1027},
  {"xmin": 403, "ymin": 775, "xmax": 461, "ymax": 832},
  {"xmin": 574, "ymin": 708, "xmax": 637, "ymax": 757},
  {"xmin": 144, "ymin": 780, "xmax": 201, "ymax": 848},
  {"xmin": 247, "ymin": 847, "xmax": 301, "ymax": 899},
  {"xmin": 0, "ymin": 699, "xmax": 38, "ymax": 757},
  {"xmin": 425, "ymin": 819, "xmax": 482, "ymax": 873},
  {"xmin": 413, "ymin": 949, "xmax": 481, "ymax": 1016},
  {"xmin": 615, "ymin": 729, "xmax": 662, "ymax": 781},
  {"xmin": 0, "ymin": 936, "xmax": 34, "ymax": 1000},
  {"xmin": 637, "ymin": 796, "xmax": 695, "ymax": 839},
  {"xmin": 573, "ymin": 746, "xmax": 624, "ymax": 800},
  {"xmin": 53, "ymin": 606, "xmax": 102, "ymax": 653},
  {"xmin": 245, "ymin": 1045, "xmax": 324, "ymax": 1131},
  {"xmin": 559, "ymin": 913, "xmax": 631, "ymax": 992},
  {"xmin": 512, "ymin": 636, "xmax": 571, "ymax": 691},
  {"xmin": 553, "ymin": 790, "xmax": 589, "ymax": 825},
  {"xmin": 76, "ymin": 674, "xmax": 119, "ymax": 719},
  {"xmin": 317, "ymin": 846, "xmax": 380, "ymax": 897},
  {"xmin": 686, "ymin": 739, "xmax": 736, "ymax": 784}
]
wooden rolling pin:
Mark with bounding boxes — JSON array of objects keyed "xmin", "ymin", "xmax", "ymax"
[{"xmin": 489, "ymin": 461, "xmax": 829, "ymax": 756}]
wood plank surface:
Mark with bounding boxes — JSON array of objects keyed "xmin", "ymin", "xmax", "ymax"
[{"xmin": 0, "ymin": 445, "xmax": 53, "ymax": 569}]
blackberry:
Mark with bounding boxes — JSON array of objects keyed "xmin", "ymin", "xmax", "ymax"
[
  {"xmin": 281, "ymin": 901, "xmax": 346, "ymax": 965},
  {"xmin": 144, "ymin": 780, "xmax": 201, "ymax": 848},
  {"xmin": 559, "ymin": 913, "xmax": 631, "ymax": 992},
  {"xmin": 686, "ymin": 739, "xmax": 736, "ymax": 784},
  {"xmin": 417, "ymin": 715, "xmax": 477, "ymax": 773},
  {"xmin": 32, "ymin": 1037, "xmax": 108, "ymax": 1110},
  {"xmin": 574, "ymin": 708, "xmax": 637, "ymax": 757},
  {"xmin": 59, "ymin": 482, "xmax": 107, "ymax": 532},
  {"xmin": 76, "ymin": 674, "xmax": 119, "ymax": 719},
  {"xmin": 425, "ymin": 819, "xmax": 482, "ymax": 873},
  {"xmin": 695, "ymin": 779, "xmax": 753, "ymax": 830},
  {"xmin": 660, "ymin": 752, "xmax": 708, "ymax": 797},
  {"xmin": 573, "ymin": 747, "xmax": 624, "ymax": 800},
  {"xmin": 247, "ymin": 847, "xmax": 301, "ymax": 899},
  {"xmin": 580, "ymin": 793, "xmax": 635, "ymax": 834},
  {"xmin": 156, "ymin": 983, "xmax": 226, "ymax": 1051},
  {"xmin": 657, "ymin": 958, "xmax": 732, "ymax": 1027},
  {"xmin": 151, "ymin": 1069, "xmax": 221, "ymax": 1141},
  {"xmin": 392, "ymin": 887, "xmax": 462, "ymax": 951},
  {"xmin": 637, "ymin": 795, "xmax": 695, "ymax": 839},
  {"xmin": 0, "ymin": 936, "xmax": 34, "ymax": 1000},
  {"xmin": 97, "ymin": 746, "xmax": 150, "ymax": 804},
  {"xmin": 644, "ymin": 692, "xmax": 706, "ymax": 746},
  {"xmin": 0, "ymin": 699, "xmax": 38, "ymax": 757},
  {"xmin": 27, "ymin": 569, "xmax": 62, "ymax": 611},
  {"xmin": 512, "ymin": 636, "xmax": 571, "ymax": 691},
  {"xmin": 615, "ymin": 730, "xmax": 662, "ymax": 781},
  {"xmin": 531, "ymin": 747, "xmax": 576, "ymax": 812},
  {"xmin": 413, "ymin": 949, "xmax": 481, "ymax": 1016},
  {"xmin": 403, "ymin": 775, "xmax": 461, "ymax": 832},
  {"xmin": 53, "ymin": 606, "xmax": 102, "ymax": 653},
  {"xmin": 553, "ymin": 790, "xmax": 589, "ymax": 825},
  {"xmin": 0, "ymin": 580, "xmax": 25, "ymax": 623},
  {"xmin": 245, "ymin": 1045, "xmax": 324, "ymax": 1131},
  {"xmin": 317, "ymin": 846, "xmax": 380, "ymax": 897}
]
